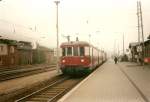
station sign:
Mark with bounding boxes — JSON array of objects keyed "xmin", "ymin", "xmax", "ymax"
[{"xmin": 137, "ymin": 46, "xmax": 142, "ymax": 52}]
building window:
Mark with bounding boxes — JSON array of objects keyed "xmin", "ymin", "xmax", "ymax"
[
  {"xmin": 85, "ymin": 47, "xmax": 90, "ymax": 56},
  {"xmin": 10, "ymin": 46, "xmax": 15, "ymax": 53},
  {"xmin": 11, "ymin": 57, "xmax": 15, "ymax": 64},
  {"xmin": 0, "ymin": 46, "xmax": 3, "ymax": 52},
  {"xmin": 0, "ymin": 45, "xmax": 8, "ymax": 55},
  {"xmin": 0, "ymin": 57, "xmax": 2, "ymax": 65}
]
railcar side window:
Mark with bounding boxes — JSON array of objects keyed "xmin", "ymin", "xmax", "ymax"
[
  {"xmin": 62, "ymin": 48, "xmax": 66, "ymax": 56},
  {"xmin": 149, "ymin": 45, "xmax": 150, "ymax": 57},
  {"xmin": 67, "ymin": 47, "xmax": 72, "ymax": 56},
  {"xmin": 80, "ymin": 47, "xmax": 84, "ymax": 56},
  {"xmin": 146, "ymin": 46, "xmax": 148, "ymax": 57},
  {"xmin": 73, "ymin": 47, "xmax": 78, "ymax": 56},
  {"xmin": 85, "ymin": 47, "xmax": 90, "ymax": 56}
]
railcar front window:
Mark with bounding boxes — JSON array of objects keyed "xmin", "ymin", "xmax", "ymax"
[
  {"xmin": 85, "ymin": 47, "xmax": 90, "ymax": 56},
  {"xmin": 73, "ymin": 47, "xmax": 78, "ymax": 56},
  {"xmin": 148, "ymin": 45, "xmax": 150, "ymax": 57},
  {"xmin": 67, "ymin": 47, "xmax": 72, "ymax": 56},
  {"xmin": 62, "ymin": 48, "xmax": 66, "ymax": 56},
  {"xmin": 80, "ymin": 47, "xmax": 85, "ymax": 56}
]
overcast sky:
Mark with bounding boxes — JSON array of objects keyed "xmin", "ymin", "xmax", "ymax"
[{"xmin": 0, "ymin": 0, "xmax": 150, "ymax": 54}]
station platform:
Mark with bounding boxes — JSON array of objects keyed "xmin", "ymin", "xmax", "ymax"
[{"xmin": 58, "ymin": 60, "xmax": 150, "ymax": 102}]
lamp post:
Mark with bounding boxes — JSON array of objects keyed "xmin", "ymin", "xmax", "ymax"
[
  {"xmin": 54, "ymin": 0, "xmax": 60, "ymax": 74},
  {"xmin": 114, "ymin": 39, "xmax": 116, "ymax": 56},
  {"xmin": 123, "ymin": 33, "xmax": 124, "ymax": 55}
]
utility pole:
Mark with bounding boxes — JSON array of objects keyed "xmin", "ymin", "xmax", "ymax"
[
  {"xmin": 139, "ymin": 1, "xmax": 144, "ymax": 45},
  {"xmin": 137, "ymin": 1, "xmax": 145, "ymax": 65},
  {"xmin": 137, "ymin": 1, "xmax": 140, "ymax": 43},
  {"xmin": 54, "ymin": 0, "xmax": 60, "ymax": 74},
  {"xmin": 139, "ymin": 1, "xmax": 145, "ymax": 65},
  {"xmin": 114, "ymin": 39, "xmax": 116, "ymax": 56},
  {"xmin": 86, "ymin": 20, "xmax": 91, "ymax": 44},
  {"xmin": 123, "ymin": 33, "xmax": 124, "ymax": 55},
  {"xmin": 118, "ymin": 43, "xmax": 119, "ymax": 57}
]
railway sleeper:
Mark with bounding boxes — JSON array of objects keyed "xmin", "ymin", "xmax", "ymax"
[
  {"xmin": 41, "ymin": 93, "xmax": 58, "ymax": 95},
  {"xmin": 42, "ymin": 90, "xmax": 64, "ymax": 93},
  {"xmin": 50, "ymin": 88, "xmax": 66, "ymax": 91},
  {"xmin": 51, "ymin": 87, "xmax": 66, "ymax": 90},
  {"xmin": 33, "ymin": 95, "xmax": 53, "ymax": 98},
  {"xmin": 27, "ymin": 97, "xmax": 50, "ymax": 101}
]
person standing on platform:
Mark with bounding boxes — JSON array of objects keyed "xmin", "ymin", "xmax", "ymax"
[{"xmin": 114, "ymin": 57, "xmax": 118, "ymax": 64}]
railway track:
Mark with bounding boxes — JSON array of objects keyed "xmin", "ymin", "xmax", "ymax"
[
  {"xmin": 0, "ymin": 65, "xmax": 56, "ymax": 81},
  {"xmin": 0, "ymin": 64, "xmax": 55, "ymax": 72},
  {"xmin": 15, "ymin": 76, "xmax": 83, "ymax": 102}
]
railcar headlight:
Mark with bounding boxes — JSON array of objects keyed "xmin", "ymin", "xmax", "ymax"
[
  {"xmin": 81, "ymin": 59, "xmax": 84, "ymax": 62},
  {"xmin": 62, "ymin": 60, "xmax": 66, "ymax": 63},
  {"xmin": 144, "ymin": 59, "xmax": 148, "ymax": 63}
]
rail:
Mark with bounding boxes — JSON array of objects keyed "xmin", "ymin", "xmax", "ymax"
[
  {"xmin": 0, "ymin": 65, "xmax": 56, "ymax": 81},
  {"xmin": 15, "ymin": 76, "xmax": 83, "ymax": 102}
]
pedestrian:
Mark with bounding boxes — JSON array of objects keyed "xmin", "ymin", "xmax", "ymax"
[{"xmin": 114, "ymin": 57, "xmax": 118, "ymax": 64}]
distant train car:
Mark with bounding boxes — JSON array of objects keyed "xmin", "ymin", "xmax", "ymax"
[
  {"xmin": 60, "ymin": 41, "xmax": 106, "ymax": 75},
  {"xmin": 144, "ymin": 40, "xmax": 150, "ymax": 64}
]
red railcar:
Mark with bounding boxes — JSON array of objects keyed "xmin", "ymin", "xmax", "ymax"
[{"xmin": 60, "ymin": 41, "xmax": 106, "ymax": 75}]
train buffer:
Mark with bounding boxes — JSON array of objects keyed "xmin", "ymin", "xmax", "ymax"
[{"xmin": 58, "ymin": 60, "xmax": 150, "ymax": 102}]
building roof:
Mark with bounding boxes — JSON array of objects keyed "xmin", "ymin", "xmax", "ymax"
[
  {"xmin": 60, "ymin": 41, "xmax": 90, "ymax": 47},
  {"xmin": 0, "ymin": 39, "xmax": 18, "ymax": 45},
  {"xmin": 0, "ymin": 38, "xmax": 33, "ymax": 50},
  {"xmin": 129, "ymin": 42, "xmax": 140, "ymax": 48},
  {"xmin": 144, "ymin": 39, "xmax": 150, "ymax": 46},
  {"xmin": 17, "ymin": 41, "xmax": 32, "ymax": 50}
]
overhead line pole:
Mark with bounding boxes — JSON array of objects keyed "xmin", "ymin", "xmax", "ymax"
[
  {"xmin": 139, "ymin": 1, "xmax": 144, "ymax": 45},
  {"xmin": 137, "ymin": 1, "xmax": 140, "ymax": 43},
  {"xmin": 123, "ymin": 33, "xmax": 125, "ymax": 55},
  {"xmin": 137, "ymin": 1, "xmax": 145, "ymax": 65},
  {"xmin": 139, "ymin": 1, "xmax": 145, "ymax": 65},
  {"xmin": 54, "ymin": 0, "xmax": 60, "ymax": 74}
]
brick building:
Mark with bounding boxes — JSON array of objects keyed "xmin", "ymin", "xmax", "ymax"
[
  {"xmin": 17, "ymin": 41, "xmax": 33, "ymax": 65},
  {"xmin": 0, "ymin": 38, "xmax": 55, "ymax": 67},
  {"xmin": 0, "ymin": 39, "xmax": 18, "ymax": 67}
]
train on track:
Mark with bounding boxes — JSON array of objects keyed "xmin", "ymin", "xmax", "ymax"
[{"xmin": 60, "ymin": 41, "xmax": 107, "ymax": 75}]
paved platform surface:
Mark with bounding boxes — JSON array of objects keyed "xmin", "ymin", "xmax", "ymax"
[
  {"xmin": 118, "ymin": 62, "xmax": 150, "ymax": 101},
  {"xmin": 58, "ymin": 60, "xmax": 149, "ymax": 102}
]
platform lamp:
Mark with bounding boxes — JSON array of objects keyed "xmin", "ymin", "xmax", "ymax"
[{"xmin": 54, "ymin": 0, "xmax": 61, "ymax": 74}]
